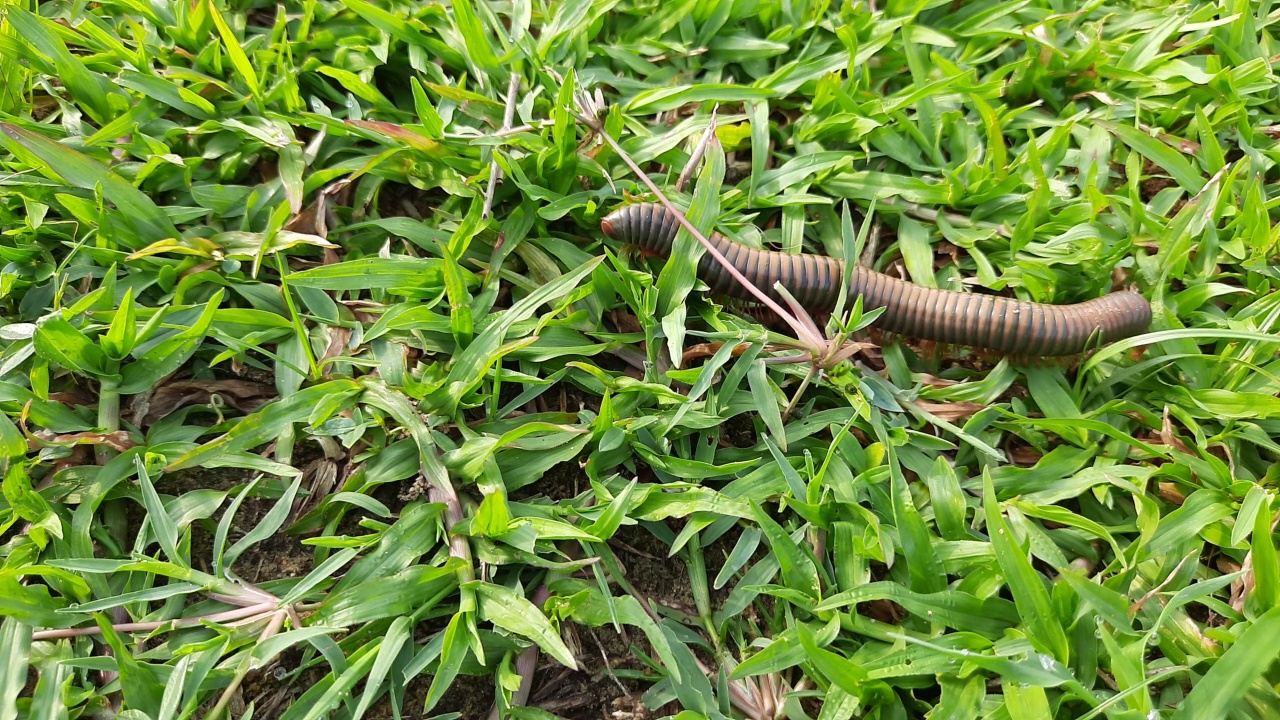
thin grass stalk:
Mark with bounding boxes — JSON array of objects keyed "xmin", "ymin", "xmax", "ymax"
[{"xmin": 567, "ymin": 97, "xmax": 825, "ymax": 352}]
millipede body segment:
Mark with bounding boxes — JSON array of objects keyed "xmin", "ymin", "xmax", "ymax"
[{"xmin": 600, "ymin": 202, "xmax": 1152, "ymax": 357}]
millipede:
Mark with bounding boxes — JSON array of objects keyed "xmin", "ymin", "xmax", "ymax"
[{"xmin": 600, "ymin": 202, "xmax": 1152, "ymax": 360}]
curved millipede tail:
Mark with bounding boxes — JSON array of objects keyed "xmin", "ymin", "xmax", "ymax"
[{"xmin": 601, "ymin": 202, "xmax": 1153, "ymax": 358}]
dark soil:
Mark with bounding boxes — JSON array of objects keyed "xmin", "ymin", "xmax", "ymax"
[
  {"xmin": 1140, "ymin": 160, "xmax": 1178, "ymax": 201},
  {"xmin": 509, "ymin": 457, "xmax": 589, "ymax": 503}
]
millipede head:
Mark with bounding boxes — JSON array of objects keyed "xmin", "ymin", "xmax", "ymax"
[
  {"xmin": 599, "ymin": 204, "xmax": 650, "ymax": 246},
  {"xmin": 600, "ymin": 215, "xmax": 616, "ymax": 238}
]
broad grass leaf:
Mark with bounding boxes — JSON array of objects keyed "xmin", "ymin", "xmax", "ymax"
[
  {"xmin": 1099, "ymin": 626, "xmax": 1151, "ymax": 716},
  {"xmin": 764, "ymin": 434, "xmax": 805, "ymax": 500},
  {"xmin": 119, "ymin": 290, "xmax": 223, "ymax": 394},
  {"xmin": 427, "ymin": 257, "xmax": 602, "ymax": 415},
  {"xmin": 0, "ymin": 617, "xmax": 31, "ymax": 720},
  {"xmin": 320, "ymin": 67, "xmax": 396, "ymax": 109},
  {"xmin": 0, "ymin": 575, "xmax": 80, "ymax": 628},
  {"xmin": 276, "ymin": 548, "xmax": 362, "ymax": 606},
  {"xmin": 33, "ymin": 314, "xmax": 107, "ymax": 377},
  {"xmin": 223, "ymin": 473, "xmax": 304, "ymax": 572},
  {"xmin": 1194, "ymin": 106, "xmax": 1225, "ymax": 175},
  {"xmin": 585, "ymin": 478, "xmax": 639, "ymax": 540},
  {"xmin": 550, "ymin": 580, "xmax": 682, "ymax": 684},
  {"xmin": 748, "ymin": 100, "xmax": 769, "ymax": 202},
  {"xmin": 891, "ymin": 634, "xmax": 1077, "ymax": 688},
  {"xmin": 924, "ymin": 456, "xmax": 968, "ymax": 541},
  {"xmin": 1232, "ymin": 485, "xmax": 1269, "ymax": 547},
  {"xmin": 3, "ymin": 9, "xmax": 115, "ymax": 124},
  {"xmin": 2, "ymin": 464, "xmax": 58, "ymax": 546},
  {"xmin": 896, "ymin": 215, "xmax": 935, "ymax": 288},
  {"xmin": 250, "ymin": 627, "xmax": 343, "ymax": 669},
  {"xmin": 656, "ymin": 134, "xmax": 723, "ymax": 326},
  {"xmin": 872, "ymin": 411, "xmax": 946, "ymax": 594},
  {"xmin": 96, "ymin": 619, "xmax": 166, "ymax": 712},
  {"xmin": 208, "ymin": 0, "xmax": 260, "ymax": 100},
  {"xmin": 535, "ymin": 0, "xmax": 597, "ymax": 60},
  {"xmin": 1013, "ymin": 416, "xmax": 1165, "ymax": 457},
  {"xmin": 1183, "ymin": 388, "xmax": 1280, "ymax": 420},
  {"xmin": 155, "ymin": 653, "xmax": 189, "ymax": 720},
  {"xmin": 280, "ymin": 143, "xmax": 305, "ymax": 214},
  {"xmin": 752, "ymin": 151, "xmax": 851, "ymax": 198},
  {"xmin": 102, "ymin": 287, "xmax": 137, "ymax": 359},
  {"xmin": 1014, "ymin": 501, "xmax": 1125, "ymax": 568},
  {"xmin": 1115, "ymin": 13, "xmax": 1185, "ymax": 72},
  {"xmin": 749, "ymin": 500, "xmax": 819, "ymax": 599},
  {"xmin": 449, "ymin": 0, "xmax": 502, "ymax": 82},
  {"xmin": 730, "ymin": 625, "xmax": 806, "ymax": 678},
  {"xmin": 716, "ymin": 553, "xmax": 779, "ymax": 626},
  {"xmin": 311, "ymin": 563, "xmax": 459, "ymax": 627},
  {"xmin": 656, "ymin": 623, "xmax": 724, "ymax": 719},
  {"xmin": 116, "ymin": 71, "xmax": 215, "ymax": 119},
  {"xmin": 280, "ymin": 642, "xmax": 379, "ymax": 720},
  {"xmin": 795, "ymin": 621, "xmax": 868, "ymax": 696},
  {"xmin": 164, "ymin": 379, "xmax": 361, "ymax": 471},
  {"xmin": 813, "ymin": 580, "xmax": 1016, "ymax": 636},
  {"xmin": 349, "ymin": 616, "xmax": 412, "ymax": 719},
  {"xmin": 821, "ymin": 169, "xmax": 951, "ymax": 204},
  {"xmin": 747, "ymin": 362, "xmax": 786, "ymax": 453},
  {"xmin": 1002, "ymin": 682, "xmax": 1051, "ymax": 720},
  {"xmin": 1060, "ymin": 571, "xmax": 1132, "ymax": 634},
  {"xmin": 714, "ymin": 526, "xmax": 761, "ymax": 590},
  {"xmin": 982, "ymin": 471, "xmax": 1070, "ymax": 662},
  {"xmin": 935, "ymin": 674, "xmax": 985, "ymax": 720},
  {"xmin": 211, "ymin": 474, "xmax": 264, "ymax": 579},
  {"xmin": 425, "ymin": 611, "xmax": 469, "ymax": 712},
  {"xmin": 1142, "ymin": 570, "xmax": 1243, "ymax": 648},
  {"xmin": 1023, "ymin": 367, "xmax": 1083, "ymax": 440},
  {"xmin": 1248, "ymin": 498, "xmax": 1279, "ymax": 616},
  {"xmin": 29, "ymin": 642, "xmax": 71, "ymax": 720},
  {"xmin": 1099, "ymin": 120, "xmax": 1205, "ymax": 194},
  {"xmin": 287, "ymin": 257, "xmax": 472, "ymax": 293},
  {"xmin": 339, "ymin": 0, "xmax": 437, "ymax": 50},
  {"xmin": 469, "ymin": 580, "xmax": 577, "ymax": 669},
  {"xmin": 627, "ymin": 84, "xmax": 775, "ymax": 115},
  {"xmin": 1171, "ymin": 605, "xmax": 1280, "ymax": 720},
  {"xmin": 496, "ymin": 432, "xmax": 591, "ymax": 491},
  {"xmin": 1141, "ymin": 489, "xmax": 1233, "ymax": 563},
  {"xmin": 135, "ymin": 457, "xmax": 183, "ymax": 567},
  {"xmin": 446, "ymin": 422, "xmax": 587, "ymax": 481},
  {"xmin": 332, "ymin": 503, "xmax": 445, "ymax": 592}
]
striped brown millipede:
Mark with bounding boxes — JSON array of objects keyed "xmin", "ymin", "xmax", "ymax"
[{"xmin": 601, "ymin": 202, "xmax": 1151, "ymax": 358}]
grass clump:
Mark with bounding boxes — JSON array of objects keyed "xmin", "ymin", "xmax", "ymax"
[{"xmin": 2, "ymin": 1, "xmax": 1280, "ymax": 719}]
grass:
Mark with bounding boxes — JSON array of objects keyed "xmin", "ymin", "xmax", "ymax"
[{"xmin": 1, "ymin": 0, "xmax": 1280, "ymax": 718}]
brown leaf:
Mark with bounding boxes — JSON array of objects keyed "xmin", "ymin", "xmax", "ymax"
[
  {"xmin": 293, "ymin": 457, "xmax": 340, "ymax": 521},
  {"xmin": 913, "ymin": 399, "xmax": 987, "ymax": 422},
  {"xmin": 142, "ymin": 379, "xmax": 276, "ymax": 425},
  {"xmin": 608, "ymin": 309, "xmax": 643, "ymax": 335},
  {"xmin": 862, "ymin": 599, "xmax": 906, "ymax": 624},
  {"xmin": 1158, "ymin": 406, "xmax": 1195, "ymax": 455},
  {"xmin": 320, "ymin": 326, "xmax": 352, "ymax": 372},
  {"xmin": 1009, "ymin": 446, "xmax": 1042, "ymax": 466},
  {"xmin": 681, "ymin": 342, "xmax": 735, "ymax": 363},
  {"xmin": 47, "ymin": 390, "xmax": 93, "ymax": 406},
  {"xmin": 936, "ymin": 240, "xmax": 961, "ymax": 267},
  {"xmin": 344, "ymin": 120, "xmax": 443, "ymax": 154},
  {"xmin": 284, "ymin": 196, "xmax": 327, "ymax": 237},
  {"xmin": 181, "ymin": 261, "xmax": 218, "ymax": 278},
  {"xmin": 1157, "ymin": 482, "xmax": 1186, "ymax": 506},
  {"xmin": 30, "ymin": 430, "xmax": 137, "ymax": 453}
]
